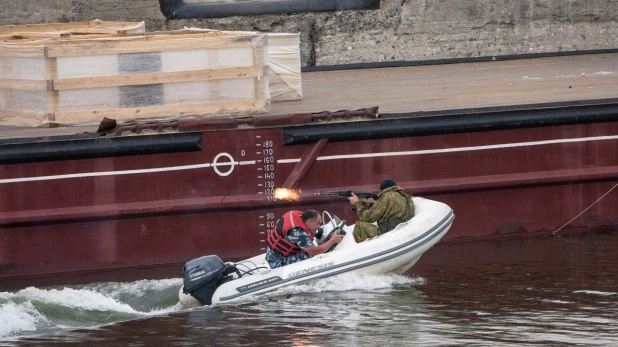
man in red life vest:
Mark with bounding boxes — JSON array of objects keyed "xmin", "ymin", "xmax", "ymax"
[{"xmin": 265, "ymin": 209, "xmax": 344, "ymax": 269}]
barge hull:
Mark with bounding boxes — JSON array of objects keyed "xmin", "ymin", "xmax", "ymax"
[{"xmin": 2, "ymin": 106, "xmax": 618, "ymax": 289}]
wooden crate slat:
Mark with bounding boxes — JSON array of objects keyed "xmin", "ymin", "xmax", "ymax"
[
  {"xmin": 0, "ymin": 110, "xmax": 51, "ymax": 126},
  {"xmin": 54, "ymin": 100, "xmax": 268, "ymax": 123},
  {"xmin": 12, "ymin": 31, "xmax": 254, "ymax": 47},
  {"xmin": 0, "ymin": 21, "xmax": 144, "ymax": 35},
  {"xmin": 53, "ymin": 66, "xmax": 260, "ymax": 90},
  {"xmin": 8, "ymin": 31, "xmax": 70, "ymax": 39},
  {"xmin": 0, "ymin": 45, "xmax": 46, "ymax": 58},
  {"xmin": 0, "ymin": 78, "xmax": 50, "ymax": 91},
  {"xmin": 67, "ymin": 29, "xmax": 128, "ymax": 35},
  {"xmin": 45, "ymin": 56, "xmax": 58, "ymax": 123},
  {"xmin": 1, "ymin": 29, "xmax": 235, "ymax": 44},
  {"xmin": 45, "ymin": 38, "xmax": 257, "ymax": 57}
]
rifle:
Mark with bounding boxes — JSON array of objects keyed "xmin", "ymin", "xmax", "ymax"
[{"xmin": 315, "ymin": 190, "xmax": 379, "ymax": 202}]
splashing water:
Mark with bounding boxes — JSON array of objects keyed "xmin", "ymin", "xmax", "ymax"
[
  {"xmin": 0, "ymin": 278, "xmax": 183, "ymax": 339},
  {"xmin": 0, "ymin": 300, "xmax": 50, "ymax": 337},
  {"xmin": 224, "ymin": 272, "xmax": 424, "ymax": 305},
  {"xmin": 0, "ymin": 273, "xmax": 421, "ymax": 340},
  {"xmin": 285, "ymin": 272, "xmax": 423, "ymax": 294}
]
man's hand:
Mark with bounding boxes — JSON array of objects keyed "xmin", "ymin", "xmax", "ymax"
[
  {"xmin": 304, "ymin": 230, "xmax": 344, "ymax": 256},
  {"xmin": 347, "ymin": 192, "xmax": 359, "ymax": 204},
  {"xmin": 331, "ymin": 231, "xmax": 344, "ymax": 244}
]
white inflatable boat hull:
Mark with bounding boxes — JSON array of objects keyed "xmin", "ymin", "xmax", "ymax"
[{"xmin": 179, "ymin": 197, "xmax": 454, "ymax": 306}]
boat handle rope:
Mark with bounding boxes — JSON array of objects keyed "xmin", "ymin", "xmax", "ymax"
[{"xmin": 553, "ymin": 182, "xmax": 618, "ymax": 235}]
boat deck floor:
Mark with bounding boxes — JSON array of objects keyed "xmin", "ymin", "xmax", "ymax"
[{"xmin": 1, "ymin": 52, "xmax": 617, "ymax": 140}]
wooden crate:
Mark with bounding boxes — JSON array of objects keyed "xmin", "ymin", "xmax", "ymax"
[
  {"xmin": 0, "ymin": 29, "xmax": 269, "ymax": 127},
  {"xmin": 0, "ymin": 20, "xmax": 145, "ymax": 40}
]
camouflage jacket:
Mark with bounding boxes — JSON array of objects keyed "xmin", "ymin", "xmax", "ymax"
[{"xmin": 353, "ymin": 185, "xmax": 414, "ymax": 234}]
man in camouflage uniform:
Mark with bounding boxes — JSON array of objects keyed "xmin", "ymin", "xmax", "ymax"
[{"xmin": 348, "ymin": 179, "xmax": 414, "ymax": 243}]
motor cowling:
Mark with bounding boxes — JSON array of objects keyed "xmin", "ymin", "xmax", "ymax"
[{"xmin": 182, "ymin": 255, "xmax": 235, "ymax": 306}]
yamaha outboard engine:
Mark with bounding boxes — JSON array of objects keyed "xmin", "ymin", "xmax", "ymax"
[{"xmin": 182, "ymin": 255, "xmax": 237, "ymax": 305}]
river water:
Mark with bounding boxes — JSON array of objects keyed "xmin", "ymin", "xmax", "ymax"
[{"xmin": 1, "ymin": 230, "xmax": 617, "ymax": 346}]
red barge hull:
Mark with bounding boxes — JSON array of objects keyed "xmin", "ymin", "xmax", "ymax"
[
  {"xmin": 2, "ymin": 101, "xmax": 618, "ymax": 290},
  {"xmin": 1, "ymin": 53, "xmax": 618, "ymax": 290}
]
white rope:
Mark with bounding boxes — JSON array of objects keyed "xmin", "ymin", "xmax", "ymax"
[{"xmin": 553, "ymin": 182, "xmax": 618, "ymax": 235}]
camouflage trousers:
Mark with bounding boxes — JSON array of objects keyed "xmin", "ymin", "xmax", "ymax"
[{"xmin": 352, "ymin": 221, "xmax": 380, "ymax": 243}]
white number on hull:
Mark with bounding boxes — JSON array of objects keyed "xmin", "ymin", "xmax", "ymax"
[{"xmin": 254, "ymin": 136, "xmax": 278, "ymax": 250}]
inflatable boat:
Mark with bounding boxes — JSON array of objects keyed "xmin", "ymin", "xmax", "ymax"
[{"xmin": 179, "ymin": 197, "xmax": 454, "ymax": 307}]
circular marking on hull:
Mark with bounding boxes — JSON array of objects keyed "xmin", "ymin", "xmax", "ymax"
[{"xmin": 212, "ymin": 152, "xmax": 235, "ymax": 177}]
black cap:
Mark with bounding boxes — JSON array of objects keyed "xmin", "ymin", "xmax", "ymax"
[{"xmin": 379, "ymin": 179, "xmax": 397, "ymax": 191}]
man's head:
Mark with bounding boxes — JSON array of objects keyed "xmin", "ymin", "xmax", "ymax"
[
  {"xmin": 301, "ymin": 209, "xmax": 322, "ymax": 233},
  {"xmin": 380, "ymin": 178, "xmax": 397, "ymax": 191}
]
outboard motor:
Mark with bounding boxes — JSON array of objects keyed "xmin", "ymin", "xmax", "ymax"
[{"xmin": 182, "ymin": 255, "xmax": 237, "ymax": 306}]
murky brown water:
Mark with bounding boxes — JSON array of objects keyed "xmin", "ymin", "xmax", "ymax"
[{"xmin": 3, "ymin": 231, "xmax": 617, "ymax": 347}]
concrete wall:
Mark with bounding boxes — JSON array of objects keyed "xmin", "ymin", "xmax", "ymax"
[
  {"xmin": 1, "ymin": 0, "xmax": 616, "ymax": 66},
  {"xmin": 0, "ymin": 0, "xmax": 73, "ymax": 24}
]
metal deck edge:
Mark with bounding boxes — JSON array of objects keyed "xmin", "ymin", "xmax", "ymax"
[
  {"xmin": 302, "ymin": 49, "xmax": 618, "ymax": 72},
  {"xmin": 282, "ymin": 98, "xmax": 618, "ymax": 145}
]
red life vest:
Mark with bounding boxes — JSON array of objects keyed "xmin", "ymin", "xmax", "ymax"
[{"xmin": 267, "ymin": 210, "xmax": 315, "ymax": 257}]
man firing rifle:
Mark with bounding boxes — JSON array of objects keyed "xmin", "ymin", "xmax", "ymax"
[{"xmin": 316, "ymin": 179, "xmax": 414, "ymax": 243}]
